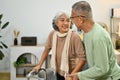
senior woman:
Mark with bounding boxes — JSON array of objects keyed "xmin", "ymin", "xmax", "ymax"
[{"xmin": 34, "ymin": 11, "xmax": 86, "ymax": 80}]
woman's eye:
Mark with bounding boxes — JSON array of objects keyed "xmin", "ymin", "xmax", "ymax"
[
  {"xmin": 60, "ymin": 20, "xmax": 64, "ymax": 22},
  {"xmin": 59, "ymin": 19, "xmax": 70, "ymax": 22}
]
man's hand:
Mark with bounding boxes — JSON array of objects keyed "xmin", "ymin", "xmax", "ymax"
[{"xmin": 68, "ymin": 73, "xmax": 79, "ymax": 80}]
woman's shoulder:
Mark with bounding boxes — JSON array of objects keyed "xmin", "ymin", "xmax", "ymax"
[
  {"xmin": 71, "ymin": 31, "xmax": 80, "ymax": 38},
  {"xmin": 71, "ymin": 31, "xmax": 82, "ymax": 41},
  {"xmin": 48, "ymin": 30, "xmax": 55, "ymax": 36}
]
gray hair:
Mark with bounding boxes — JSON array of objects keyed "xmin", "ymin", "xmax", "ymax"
[
  {"xmin": 72, "ymin": 1, "xmax": 93, "ymax": 20},
  {"xmin": 53, "ymin": 11, "xmax": 69, "ymax": 23},
  {"xmin": 52, "ymin": 11, "xmax": 70, "ymax": 31}
]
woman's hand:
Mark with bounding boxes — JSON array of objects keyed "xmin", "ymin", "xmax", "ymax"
[
  {"xmin": 33, "ymin": 64, "xmax": 41, "ymax": 73},
  {"xmin": 68, "ymin": 73, "xmax": 79, "ymax": 80},
  {"xmin": 65, "ymin": 76, "xmax": 72, "ymax": 80}
]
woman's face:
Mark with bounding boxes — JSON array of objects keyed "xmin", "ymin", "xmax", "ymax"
[{"xmin": 56, "ymin": 14, "xmax": 71, "ymax": 33}]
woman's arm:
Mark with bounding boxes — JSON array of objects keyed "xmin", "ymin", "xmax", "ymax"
[{"xmin": 34, "ymin": 49, "xmax": 50, "ymax": 73}]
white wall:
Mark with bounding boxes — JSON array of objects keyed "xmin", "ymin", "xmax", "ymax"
[{"xmin": 0, "ymin": 0, "xmax": 120, "ymax": 72}]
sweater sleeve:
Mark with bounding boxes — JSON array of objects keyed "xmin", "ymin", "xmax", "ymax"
[
  {"xmin": 78, "ymin": 38, "xmax": 110, "ymax": 80},
  {"xmin": 72, "ymin": 32, "xmax": 86, "ymax": 60},
  {"xmin": 45, "ymin": 30, "xmax": 54, "ymax": 51}
]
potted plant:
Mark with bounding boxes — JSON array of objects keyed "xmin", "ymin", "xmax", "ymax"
[
  {"xmin": 0, "ymin": 14, "xmax": 9, "ymax": 60},
  {"xmin": 13, "ymin": 55, "xmax": 27, "ymax": 67}
]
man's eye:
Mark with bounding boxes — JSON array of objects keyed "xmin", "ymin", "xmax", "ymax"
[{"xmin": 67, "ymin": 19, "xmax": 71, "ymax": 22}]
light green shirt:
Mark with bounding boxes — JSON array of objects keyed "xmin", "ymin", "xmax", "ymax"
[{"xmin": 78, "ymin": 23, "xmax": 120, "ymax": 80}]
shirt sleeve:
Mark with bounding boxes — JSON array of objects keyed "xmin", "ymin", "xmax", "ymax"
[
  {"xmin": 78, "ymin": 38, "xmax": 110, "ymax": 80},
  {"xmin": 44, "ymin": 30, "xmax": 54, "ymax": 51}
]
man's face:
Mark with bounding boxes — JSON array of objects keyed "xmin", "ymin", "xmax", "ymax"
[{"xmin": 70, "ymin": 10, "xmax": 81, "ymax": 29}]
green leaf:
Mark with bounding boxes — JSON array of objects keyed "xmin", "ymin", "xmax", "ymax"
[
  {"xmin": 0, "ymin": 45, "xmax": 3, "ymax": 49},
  {"xmin": 1, "ymin": 22, "xmax": 9, "ymax": 29},
  {"xmin": 13, "ymin": 62, "xmax": 19, "ymax": 67},
  {"xmin": 0, "ymin": 14, "xmax": 9, "ymax": 60},
  {"xmin": 0, "ymin": 20, "xmax": 1, "ymax": 23},
  {"xmin": 0, "ymin": 14, "xmax": 3, "ymax": 21},
  {"xmin": 0, "ymin": 21, "xmax": 1, "ymax": 28},
  {"xmin": 1, "ymin": 42, "xmax": 8, "ymax": 48},
  {"xmin": 0, "ymin": 50, "xmax": 4, "ymax": 60}
]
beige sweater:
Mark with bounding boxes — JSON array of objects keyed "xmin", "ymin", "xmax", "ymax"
[{"xmin": 45, "ymin": 30, "xmax": 85, "ymax": 75}]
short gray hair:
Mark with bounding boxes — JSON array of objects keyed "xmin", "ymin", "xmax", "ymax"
[
  {"xmin": 72, "ymin": 1, "xmax": 93, "ymax": 20},
  {"xmin": 53, "ymin": 11, "xmax": 69, "ymax": 24},
  {"xmin": 52, "ymin": 11, "xmax": 70, "ymax": 31}
]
